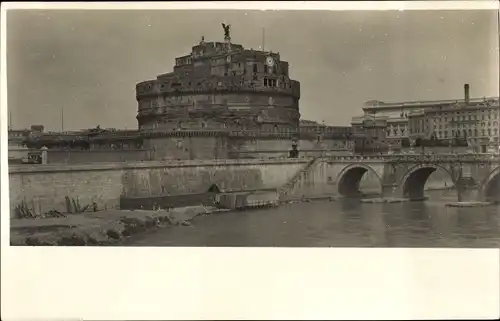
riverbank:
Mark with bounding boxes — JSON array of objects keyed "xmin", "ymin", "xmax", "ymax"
[
  {"xmin": 9, "ymin": 187, "xmax": 477, "ymax": 246},
  {"xmin": 10, "ymin": 205, "xmax": 228, "ymax": 246},
  {"xmin": 9, "ymin": 194, "xmax": 352, "ymax": 245}
]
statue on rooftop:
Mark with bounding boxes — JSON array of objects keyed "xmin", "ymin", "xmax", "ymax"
[{"xmin": 221, "ymin": 23, "xmax": 231, "ymax": 42}]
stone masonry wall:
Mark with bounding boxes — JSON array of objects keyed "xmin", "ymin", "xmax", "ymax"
[
  {"xmin": 144, "ymin": 136, "xmax": 229, "ymax": 160},
  {"xmin": 9, "ymin": 159, "xmax": 308, "ymax": 218},
  {"xmin": 46, "ymin": 149, "xmax": 154, "ymax": 164}
]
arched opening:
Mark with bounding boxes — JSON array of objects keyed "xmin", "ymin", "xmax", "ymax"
[
  {"xmin": 337, "ymin": 166, "xmax": 381, "ymax": 198},
  {"xmin": 484, "ymin": 172, "xmax": 500, "ymax": 203},
  {"xmin": 402, "ymin": 167, "xmax": 436, "ymax": 200},
  {"xmin": 207, "ymin": 184, "xmax": 221, "ymax": 193},
  {"xmin": 402, "ymin": 166, "xmax": 454, "ymax": 200}
]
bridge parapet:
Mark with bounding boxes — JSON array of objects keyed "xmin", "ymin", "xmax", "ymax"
[
  {"xmin": 385, "ymin": 153, "xmax": 500, "ymax": 164},
  {"xmin": 326, "ymin": 153, "xmax": 500, "ymax": 164},
  {"xmin": 327, "ymin": 155, "xmax": 388, "ymax": 162}
]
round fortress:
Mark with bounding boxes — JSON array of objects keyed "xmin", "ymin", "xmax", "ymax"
[{"xmin": 135, "ymin": 26, "xmax": 301, "ymax": 133}]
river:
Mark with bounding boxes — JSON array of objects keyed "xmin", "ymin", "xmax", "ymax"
[{"xmin": 122, "ymin": 190, "xmax": 500, "ymax": 247}]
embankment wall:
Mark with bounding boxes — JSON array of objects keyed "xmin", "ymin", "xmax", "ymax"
[{"xmin": 9, "ymin": 158, "xmax": 309, "ymax": 217}]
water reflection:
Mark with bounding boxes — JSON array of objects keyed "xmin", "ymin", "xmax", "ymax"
[{"xmin": 123, "ymin": 190, "xmax": 500, "ymax": 248}]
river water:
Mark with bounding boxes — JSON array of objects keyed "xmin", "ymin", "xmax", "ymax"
[{"xmin": 123, "ymin": 190, "xmax": 500, "ymax": 248}]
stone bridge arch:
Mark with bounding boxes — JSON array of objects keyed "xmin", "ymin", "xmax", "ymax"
[
  {"xmin": 336, "ymin": 163, "xmax": 383, "ymax": 197},
  {"xmin": 399, "ymin": 164, "xmax": 456, "ymax": 200},
  {"xmin": 477, "ymin": 166, "xmax": 500, "ymax": 202}
]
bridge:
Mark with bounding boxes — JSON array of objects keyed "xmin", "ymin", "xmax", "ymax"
[{"xmin": 281, "ymin": 153, "xmax": 500, "ymax": 203}]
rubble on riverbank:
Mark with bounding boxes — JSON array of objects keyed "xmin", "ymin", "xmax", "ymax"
[
  {"xmin": 10, "ymin": 205, "xmax": 223, "ymax": 246},
  {"xmin": 360, "ymin": 197, "xmax": 409, "ymax": 204},
  {"xmin": 281, "ymin": 194, "xmax": 338, "ymax": 204}
]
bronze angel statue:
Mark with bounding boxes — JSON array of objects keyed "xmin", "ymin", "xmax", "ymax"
[{"xmin": 221, "ymin": 23, "xmax": 231, "ymax": 41}]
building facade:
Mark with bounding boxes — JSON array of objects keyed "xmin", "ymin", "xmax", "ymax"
[
  {"xmin": 353, "ymin": 84, "xmax": 500, "ymax": 153},
  {"xmin": 408, "ymin": 98, "xmax": 499, "ymax": 144}
]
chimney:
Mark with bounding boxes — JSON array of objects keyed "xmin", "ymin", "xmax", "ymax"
[{"xmin": 464, "ymin": 84, "xmax": 470, "ymax": 103}]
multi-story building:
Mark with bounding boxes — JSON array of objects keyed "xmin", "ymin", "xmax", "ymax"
[
  {"xmin": 408, "ymin": 97, "xmax": 499, "ymax": 144},
  {"xmin": 350, "ymin": 114, "xmax": 389, "ymax": 154},
  {"xmin": 353, "ymin": 84, "xmax": 499, "ymax": 151}
]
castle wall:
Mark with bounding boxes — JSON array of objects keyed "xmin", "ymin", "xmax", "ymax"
[
  {"xmin": 9, "ymin": 159, "xmax": 309, "ymax": 217},
  {"xmin": 144, "ymin": 136, "xmax": 229, "ymax": 160},
  {"xmin": 299, "ymin": 138, "xmax": 352, "ymax": 150},
  {"xmin": 228, "ymin": 138, "xmax": 292, "ymax": 156},
  {"xmin": 45, "ymin": 149, "xmax": 154, "ymax": 164}
]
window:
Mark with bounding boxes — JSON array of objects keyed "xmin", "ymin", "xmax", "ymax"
[
  {"xmin": 264, "ymin": 65, "xmax": 268, "ymax": 73},
  {"xmin": 264, "ymin": 78, "xmax": 268, "ymax": 87},
  {"xmin": 253, "ymin": 64, "xmax": 257, "ymax": 73}
]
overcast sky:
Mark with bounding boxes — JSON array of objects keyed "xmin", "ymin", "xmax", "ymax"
[{"xmin": 7, "ymin": 9, "xmax": 499, "ymax": 131}]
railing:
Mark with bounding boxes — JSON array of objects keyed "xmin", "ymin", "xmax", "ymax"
[{"xmin": 327, "ymin": 153, "xmax": 500, "ymax": 163}]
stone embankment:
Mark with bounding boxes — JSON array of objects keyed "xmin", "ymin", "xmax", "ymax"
[{"xmin": 10, "ymin": 205, "xmax": 228, "ymax": 246}]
